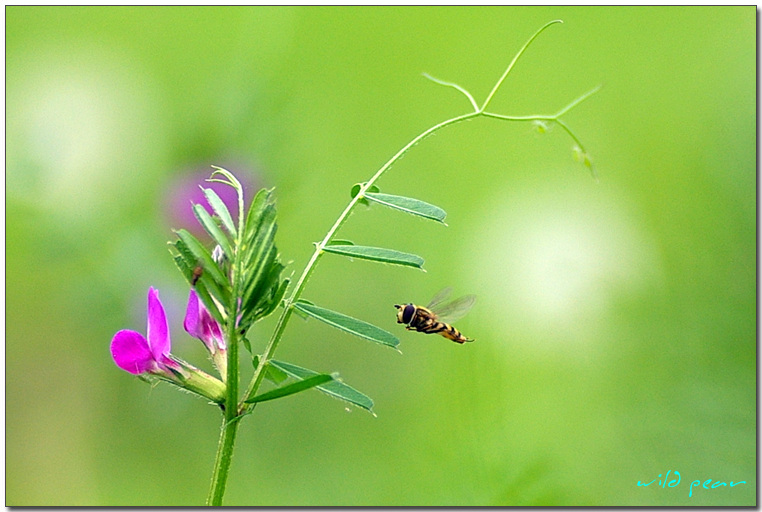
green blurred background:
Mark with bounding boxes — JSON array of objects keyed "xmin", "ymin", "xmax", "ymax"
[{"xmin": 6, "ymin": 6, "xmax": 755, "ymax": 506}]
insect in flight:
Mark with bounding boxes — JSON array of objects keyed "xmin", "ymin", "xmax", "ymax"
[{"xmin": 394, "ymin": 287, "xmax": 476, "ymax": 344}]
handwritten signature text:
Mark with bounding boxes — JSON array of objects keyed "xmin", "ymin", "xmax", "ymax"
[{"xmin": 637, "ymin": 470, "xmax": 746, "ymax": 498}]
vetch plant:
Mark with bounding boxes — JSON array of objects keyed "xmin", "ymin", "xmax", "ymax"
[{"xmin": 110, "ymin": 20, "xmax": 599, "ymax": 506}]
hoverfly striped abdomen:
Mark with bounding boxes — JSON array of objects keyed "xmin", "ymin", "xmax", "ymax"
[{"xmin": 394, "ymin": 288, "xmax": 475, "ymax": 344}]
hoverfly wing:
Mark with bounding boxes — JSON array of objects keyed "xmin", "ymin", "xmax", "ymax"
[
  {"xmin": 431, "ymin": 294, "xmax": 476, "ymax": 324},
  {"xmin": 426, "ymin": 287, "xmax": 453, "ymax": 311}
]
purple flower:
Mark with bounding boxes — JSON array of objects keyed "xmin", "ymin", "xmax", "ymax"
[
  {"xmin": 184, "ymin": 289, "xmax": 226, "ymax": 354},
  {"xmin": 111, "ymin": 287, "xmax": 179, "ymax": 375},
  {"xmin": 110, "ymin": 287, "xmax": 227, "ymax": 402},
  {"xmin": 184, "ymin": 289, "xmax": 228, "ymax": 379}
]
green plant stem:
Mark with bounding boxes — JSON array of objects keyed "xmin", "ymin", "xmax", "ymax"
[
  {"xmin": 206, "ymin": 414, "xmax": 240, "ymax": 506},
  {"xmin": 207, "ymin": 283, "xmax": 242, "ymax": 505},
  {"xmin": 207, "ymin": 170, "xmax": 248, "ymax": 506}
]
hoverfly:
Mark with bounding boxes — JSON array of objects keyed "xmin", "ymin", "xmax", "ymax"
[{"xmin": 394, "ymin": 287, "xmax": 476, "ymax": 344}]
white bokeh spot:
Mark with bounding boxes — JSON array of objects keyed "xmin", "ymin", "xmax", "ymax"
[{"xmin": 470, "ymin": 179, "xmax": 661, "ymax": 355}]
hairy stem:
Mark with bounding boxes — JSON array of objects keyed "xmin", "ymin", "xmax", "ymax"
[
  {"xmin": 207, "ymin": 274, "xmax": 242, "ymax": 506},
  {"xmin": 206, "ymin": 415, "xmax": 239, "ymax": 506}
]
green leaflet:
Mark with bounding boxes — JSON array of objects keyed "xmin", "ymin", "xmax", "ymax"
[
  {"xmin": 202, "ymin": 187, "xmax": 237, "ymax": 237},
  {"xmin": 192, "ymin": 203, "xmax": 234, "ymax": 259},
  {"xmin": 364, "ymin": 192, "xmax": 447, "ymax": 224},
  {"xmin": 174, "ymin": 229, "xmax": 230, "ymax": 287},
  {"xmin": 268, "ymin": 360, "xmax": 374, "ymax": 413},
  {"xmin": 293, "ymin": 301, "xmax": 399, "ymax": 349},
  {"xmin": 236, "ymin": 188, "xmax": 286, "ymax": 330},
  {"xmin": 245, "ymin": 373, "xmax": 334, "ymax": 404},
  {"xmin": 240, "ymin": 264, "xmax": 285, "ymax": 330},
  {"xmin": 243, "ymin": 188, "xmax": 272, "ymax": 240},
  {"xmin": 322, "ymin": 244, "xmax": 424, "ymax": 270},
  {"xmin": 259, "ymin": 277, "xmax": 290, "ymax": 319},
  {"xmin": 240, "ymin": 245, "xmax": 278, "ymax": 318},
  {"xmin": 241, "ymin": 194, "xmax": 277, "ymax": 277}
]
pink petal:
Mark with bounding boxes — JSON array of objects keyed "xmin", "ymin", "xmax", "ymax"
[
  {"xmin": 184, "ymin": 289, "xmax": 226, "ymax": 352},
  {"xmin": 205, "ymin": 312, "xmax": 225, "ymax": 350},
  {"xmin": 146, "ymin": 287, "xmax": 171, "ymax": 360},
  {"xmin": 111, "ymin": 330, "xmax": 155, "ymax": 374},
  {"xmin": 183, "ymin": 290, "xmax": 201, "ymax": 339}
]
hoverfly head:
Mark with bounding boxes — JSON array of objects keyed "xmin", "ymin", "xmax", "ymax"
[{"xmin": 394, "ymin": 303, "xmax": 416, "ymax": 325}]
